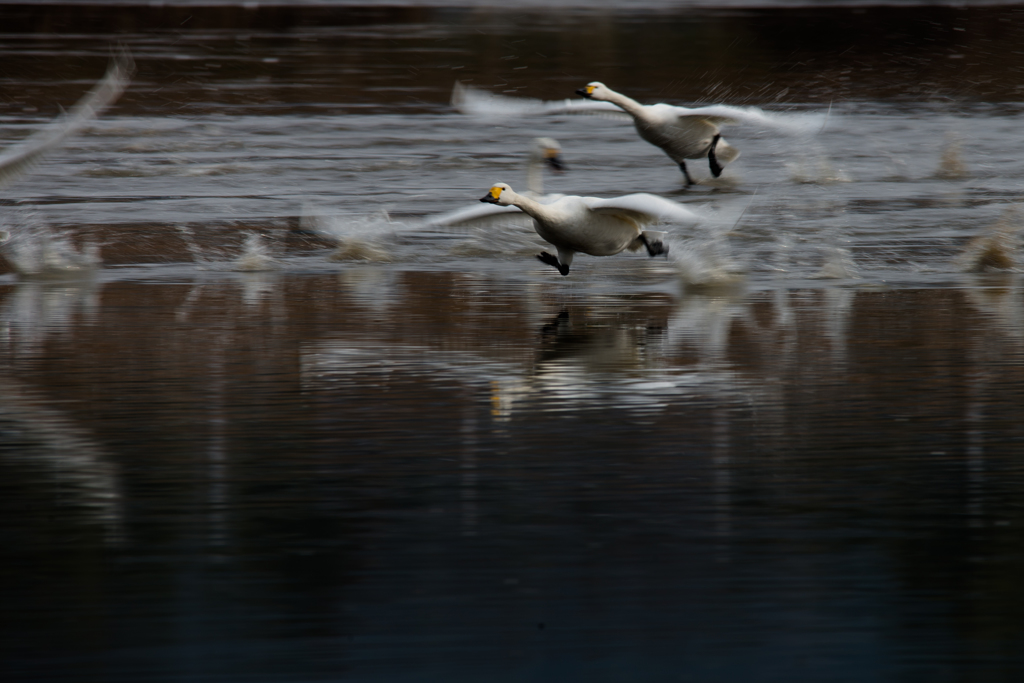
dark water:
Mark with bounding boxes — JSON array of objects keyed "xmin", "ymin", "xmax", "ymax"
[{"xmin": 2, "ymin": 3, "xmax": 1024, "ymax": 682}]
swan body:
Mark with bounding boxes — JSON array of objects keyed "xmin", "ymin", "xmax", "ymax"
[
  {"xmin": 577, "ymin": 81, "xmax": 744, "ymax": 185},
  {"xmin": 0, "ymin": 50, "xmax": 133, "ymax": 189},
  {"xmin": 480, "ymin": 182, "xmax": 696, "ymax": 275},
  {"xmin": 427, "ymin": 137, "xmax": 566, "ymax": 228}
]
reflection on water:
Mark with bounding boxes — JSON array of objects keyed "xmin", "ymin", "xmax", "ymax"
[
  {"xmin": 0, "ymin": 278, "xmax": 100, "ymax": 358},
  {"xmin": 3, "ymin": 268, "xmax": 1024, "ymax": 680},
  {"xmin": 0, "ymin": 375, "xmax": 122, "ymax": 542}
]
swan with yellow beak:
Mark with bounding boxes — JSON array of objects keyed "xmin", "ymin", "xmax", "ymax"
[
  {"xmin": 480, "ymin": 183, "xmax": 698, "ymax": 276},
  {"xmin": 576, "ymin": 81, "xmax": 742, "ymax": 186}
]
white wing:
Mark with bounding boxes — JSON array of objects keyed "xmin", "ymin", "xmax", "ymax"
[
  {"xmin": 452, "ymin": 83, "xmax": 826, "ymax": 134},
  {"xmin": 0, "ymin": 50, "xmax": 134, "ymax": 189},
  {"xmin": 670, "ymin": 103, "xmax": 827, "ymax": 136},
  {"xmin": 451, "ymin": 82, "xmax": 629, "ymax": 121},
  {"xmin": 426, "ymin": 192, "xmax": 568, "ymax": 229},
  {"xmin": 582, "ymin": 193, "xmax": 702, "ymax": 225},
  {"xmin": 426, "ymin": 202, "xmax": 524, "ymax": 228}
]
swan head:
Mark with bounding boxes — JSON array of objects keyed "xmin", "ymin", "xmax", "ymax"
[
  {"xmin": 480, "ymin": 183, "xmax": 515, "ymax": 206},
  {"xmin": 532, "ymin": 137, "xmax": 565, "ymax": 172},
  {"xmin": 576, "ymin": 81, "xmax": 611, "ymax": 101}
]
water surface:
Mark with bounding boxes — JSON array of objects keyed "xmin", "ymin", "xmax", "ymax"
[{"xmin": 2, "ymin": 3, "xmax": 1024, "ymax": 682}]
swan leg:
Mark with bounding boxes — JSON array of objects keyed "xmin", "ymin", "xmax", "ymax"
[
  {"xmin": 708, "ymin": 134, "xmax": 724, "ymax": 178},
  {"xmin": 679, "ymin": 161, "xmax": 696, "ymax": 186},
  {"xmin": 639, "ymin": 232, "xmax": 669, "ymax": 257},
  {"xmin": 537, "ymin": 251, "xmax": 570, "ymax": 276}
]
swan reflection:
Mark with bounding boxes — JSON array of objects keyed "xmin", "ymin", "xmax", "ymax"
[
  {"xmin": 301, "ymin": 289, "xmax": 779, "ymax": 422},
  {"xmin": 0, "ymin": 376, "xmax": 123, "ymax": 542},
  {"xmin": 963, "ymin": 274, "xmax": 1024, "ymax": 340},
  {"xmin": 0, "ymin": 279, "xmax": 101, "ymax": 358}
]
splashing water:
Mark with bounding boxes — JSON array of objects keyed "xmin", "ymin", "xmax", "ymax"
[
  {"xmin": 935, "ymin": 132, "xmax": 969, "ymax": 180},
  {"xmin": 447, "ymin": 217, "xmax": 543, "ymax": 260},
  {"xmin": 232, "ymin": 234, "xmax": 279, "ymax": 272},
  {"xmin": 672, "ymin": 241, "xmax": 746, "ymax": 288},
  {"xmin": 669, "ymin": 197, "xmax": 754, "ymax": 287},
  {"xmin": 786, "ymin": 152, "xmax": 851, "ymax": 184},
  {"xmin": 301, "ymin": 209, "xmax": 398, "ymax": 263},
  {"xmin": 671, "ymin": 226, "xmax": 746, "ymax": 288},
  {"xmin": 814, "ymin": 244, "xmax": 859, "ymax": 279},
  {"xmin": 176, "ymin": 225, "xmax": 212, "ymax": 267},
  {"xmin": 175, "ymin": 226, "xmax": 279, "ymax": 271},
  {"xmin": 956, "ymin": 206, "xmax": 1023, "ymax": 273},
  {"xmin": 0, "ymin": 212, "xmax": 101, "ymax": 279}
]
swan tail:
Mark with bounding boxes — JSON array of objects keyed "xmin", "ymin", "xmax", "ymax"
[{"xmin": 717, "ymin": 138, "xmax": 741, "ymax": 164}]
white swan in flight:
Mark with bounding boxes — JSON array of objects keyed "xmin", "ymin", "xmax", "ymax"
[
  {"xmin": 577, "ymin": 81, "xmax": 745, "ymax": 186},
  {"xmin": 0, "ymin": 50, "xmax": 134, "ymax": 189},
  {"xmin": 452, "ymin": 81, "xmax": 825, "ymax": 186},
  {"xmin": 479, "ymin": 182, "xmax": 698, "ymax": 276},
  {"xmin": 426, "ymin": 137, "xmax": 566, "ymax": 228}
]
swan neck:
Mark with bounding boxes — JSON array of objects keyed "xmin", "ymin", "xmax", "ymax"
[
  {"xmin": 604, "ymin": 89, "xmax": 646, "ymax": 117},
  {"xmin": 526, "ymin": 157, "xmax": 543, "ymax": 196},
  {"xmin": 506, "ymin": 190, "xmax": 545, "ymax": 217}
]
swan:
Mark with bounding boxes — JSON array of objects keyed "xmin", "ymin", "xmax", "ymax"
[
  {"xmin": 523, "ymin": 136, "xmax": 566, "ymax": 196},
  {"xmin": 479, "ymin": 182, "xmax": 698, "ymax": 276},
  {"xmin": 576, "ymin": 81, "xmax": 752, "ymax": 186},
  {"xmin": 425, "ymin": 137, "xmax": 566, "ymax": 228},
  {"xmin": 451, "ymin": 81, "xmax": 826, "ymax": 186},
  {"xmin": 0, "ymin": 50, "xmax": 133, "ymax": 189}
]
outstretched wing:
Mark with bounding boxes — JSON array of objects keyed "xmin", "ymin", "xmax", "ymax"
[
  {"xmin": 425, "ymin": 202, "xmax": 524, "ymax": 228},
  {"xmin": 426, "ymin": 191, "xmax": 569, "ymax": 229},
  {"xmin": 451, "ymin": 83, "xmax": 827, "ymax": 134},
  {"xmin": 671, "ymin": 103, "xmax": 826, "ymax": 136},
  {"xmin": 451, "ymin": 82, "xmax": 629, "ymax": 121},
  {"xmin": 582, "ymin": 193, "xmax": 702, "ymax": 226},
  {"xmin": 0, "ymin": 49, "xmax": 134, "ymax": 189}
]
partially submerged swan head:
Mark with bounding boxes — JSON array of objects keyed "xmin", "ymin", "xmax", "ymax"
[
  {"xmin": 576, "ymin": 81, "xmax": 612, "ymax": 101},
  {"xmin": 480, "ymin": 183, "xmax": 515, "ymax": 206},
  {"xmin": 532, "ymin": 137, "xmax": 565, "ymax": 172}
]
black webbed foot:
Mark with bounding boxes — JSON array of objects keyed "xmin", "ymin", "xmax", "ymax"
[
  {"xmin": 639, "ymin": 233, "xmax": 669, "ymax": 257},
  {"xmin": 537, "ymin": 251, "xmax": 570, "ymax": 276},
  {"xmin": 679, "ymin": 161, "xmax": 695, "ymax": 186},
  {"xmin": 708, "ymin": 134, "xmax": 724, "ymax": 178}
]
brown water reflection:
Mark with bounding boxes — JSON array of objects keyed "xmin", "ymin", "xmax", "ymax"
[
  {"xmin": 4, "ymin": 3, "xmax": 1024, "ymax": 119},
  {"xmin": 2, "ymin": 270, "xmax": 1024, "ymax": 680}
]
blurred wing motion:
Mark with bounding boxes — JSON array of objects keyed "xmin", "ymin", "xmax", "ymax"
[
  {"xmin": 425, "ymin": 137, "xmax": 568, "ymax": 229},
  {"xmin": 426, "ymin": 201, "xmax": 524, "ymax": 228},
  {"xmin": 451, "ymin": 81, "xmax": 629, "ymax": 121},
  {"xmin": 452, "ymin": 81, "xmax": 827, "ymax": 135},
  {"xmin": 0, "ymin": 49, "xmax": 134, "ymax": 189},
  {"xmin": 581, "ymin": 193, "xmax": 702, "ymax": 226},
  {"xmin": 667, "ymin": 103, "xmax": 824, "ymax": 136}
]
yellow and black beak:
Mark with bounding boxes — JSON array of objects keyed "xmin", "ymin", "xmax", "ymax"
[
  {"xmin": 480, "ymin": 186, "xmax": 503, "ymax": 204},
  {"xmin": 575, "ymin": 84, "xmax": 595, "ymax": 99}
]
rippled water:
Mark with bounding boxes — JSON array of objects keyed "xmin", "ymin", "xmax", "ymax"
[{"xmin": 3, "ymin": 3, "xmax": 1024, "ymax": 682}]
